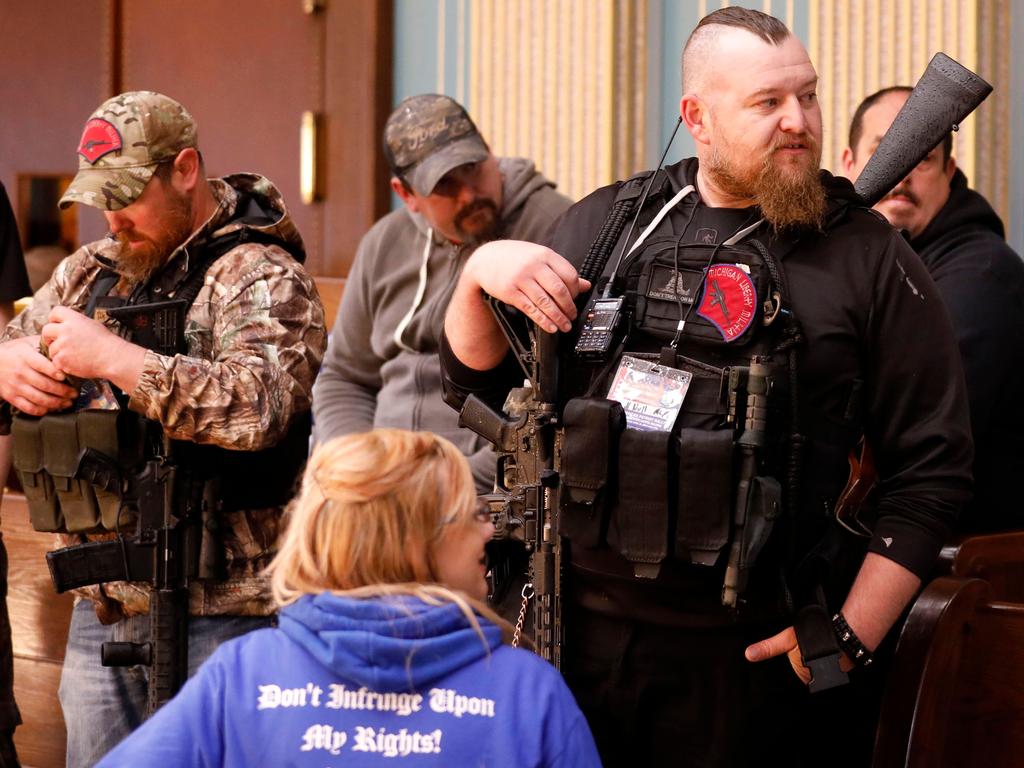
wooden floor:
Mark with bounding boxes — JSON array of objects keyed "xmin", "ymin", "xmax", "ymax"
[{"xmin": 2, "ymin": 492, "xmax": 71, "ymax": 768}]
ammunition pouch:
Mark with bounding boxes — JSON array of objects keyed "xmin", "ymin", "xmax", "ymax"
[
  {"xmin": 12, "ymin": 410, "xmax": 145, "ymax": 533},
  {"xmin": 559, "ymin": 398, "xmax": 625, "ymax": 547},
  {"xmin": 608, "ymin": 428, "xmax": 671, "ymax": 578},
  {"xmin": 556, "ymin": 346, "xmax": 787, "ymax": 592},
  {"xmin": 676, "ymin": 426, "xmax": 734, "ymax": 566}
]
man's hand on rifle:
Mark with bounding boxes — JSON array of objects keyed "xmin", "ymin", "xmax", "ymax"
[
  {"xmin": 0, "ymin": 334, "xmax": 78, "ymax": 415},
  {"xmin": 464, "ymin": 240, "xmax": 590, "ymax": 334},
  {"xmin": 446, "ymin": 240, "xmax": 591, "ymax": 372},
  {"xmin": 41, "ymin": 306, "xmax": 147, "ymax": 394}
]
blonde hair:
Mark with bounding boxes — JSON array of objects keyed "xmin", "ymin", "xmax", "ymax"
[{"xmin": 266, "ymin": 429, "xmax": 515, "ymax": 643}]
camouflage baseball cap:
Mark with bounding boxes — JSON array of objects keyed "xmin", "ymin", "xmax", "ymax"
[
  {"xmin": 59, "ymin": 91, "xmax": 198, "ymax": 211},
  {"xmin": 383, "ymin": 94, "xmax": 489, "ymax": 197}
]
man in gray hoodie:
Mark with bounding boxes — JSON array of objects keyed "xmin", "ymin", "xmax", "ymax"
[{"xmin": 313, "ymin": 94, "xmax": 572, "ymax": 492}]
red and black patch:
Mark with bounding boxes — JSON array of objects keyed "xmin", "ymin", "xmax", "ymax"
[
  {"xmin": 697, "ymin": 264, "xmax": 757, "ymax": 342},
  {"xmin": 77, "ymin": 118, "xmax": 122, "ymax": 164}
]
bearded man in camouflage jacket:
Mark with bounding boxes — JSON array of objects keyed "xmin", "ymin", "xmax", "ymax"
[{"xmin": 0, "ymin": 91, "xmax": 326, "ymax": 766}]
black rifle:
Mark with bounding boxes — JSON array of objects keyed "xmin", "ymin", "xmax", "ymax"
[
  {"xmin": 460, "ymin": 312, "xmax": 563, "ymax": 667},
  {"xmin": 45, "ymin": 299, "xmax": 208, "ymax": 713}
]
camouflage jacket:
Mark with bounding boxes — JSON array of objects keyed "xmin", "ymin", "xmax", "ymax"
[{"xmin": 0, "ymin": 174, "xmax": 326, "ymax": 619}]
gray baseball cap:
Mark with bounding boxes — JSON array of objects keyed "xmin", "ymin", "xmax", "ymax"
[{"xmin": 383, "ymin": 94, "xmax": 489, "ymax": 196}]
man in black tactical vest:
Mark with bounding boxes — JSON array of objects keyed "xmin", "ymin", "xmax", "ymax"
[
  {"xmin": 0, "ymin": 91, "xmax": 325, "ymax": 766},
  {"xmin": 439, "ymin": 8, "xmax": 973, "ymax": 766}
]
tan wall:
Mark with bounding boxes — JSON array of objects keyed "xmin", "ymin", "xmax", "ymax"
[
  {"xmin": 810, "ymin": 0, "xmax": 1012, "ymax": 229},
  {"xmin": 466, "ymin": 0, "xmax": 649, "ymax": 202},
  {"xmin": 439, "ymin": 1, "xmax": 1012, "ymax": 230}
]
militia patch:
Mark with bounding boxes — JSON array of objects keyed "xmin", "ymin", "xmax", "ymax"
[
  {"xmin": 697, "ymin": 264, "xmax": 757, "ymax": 342},
  {"xmin": 77, "ymin": 119, "xmax": 122, "ymax": 164}
]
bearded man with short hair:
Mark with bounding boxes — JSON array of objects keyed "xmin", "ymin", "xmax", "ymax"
[
  {"xmin": 0, "ymin": 91, "xmax": 325, "ymax": 767},
  {"xmin": 439, "ymin": 8, "xmax": 972, "ymax": 766}
]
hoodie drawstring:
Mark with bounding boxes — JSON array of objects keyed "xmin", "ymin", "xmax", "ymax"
[{"xmin": 393, "ymin": 228, "xmax": 434, "ymax": 353}]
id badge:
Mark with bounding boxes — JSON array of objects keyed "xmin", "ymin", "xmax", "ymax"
[{"xmin": 606, "ymin": 355, "xmax": 692, "ymax": 432}]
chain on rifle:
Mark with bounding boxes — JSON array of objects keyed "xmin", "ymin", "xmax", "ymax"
[{"xmin": 511, "ymin": 583, "xmax": 535, "ymax": 648}]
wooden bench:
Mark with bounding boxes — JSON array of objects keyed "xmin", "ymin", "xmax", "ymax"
[
  {"xmin": 936, "ymin": 530, "xmax": 1024, "ymax": 602},
  {"xmin": 2, "ymin": 492, "xmax": 71, "ymax": 768},
  {"xmin": 873, "ymin": 574, "xmax": 1024, "ymax": 766}
]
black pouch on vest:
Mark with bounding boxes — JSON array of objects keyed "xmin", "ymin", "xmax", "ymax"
[
  {"xmin": 628, "ymin": 239, "xmax": 770, "ymax": 348},
  {"xmin": 559, "ymin": 397, "xmax": 626, "ymax": 547},
  {"xmin": 11, "ymin": 415, "xmax": 60, "ymax": 531},
  {"xmin": 607, "ymin": 428, "xmax": 671, "ymax": 578},
  {"xmin": 41, "ymin": 413, "xmax": 102, "ymax": 533},
  {"xmin": 739, "ymin": 475, "xmax": 782, "ymax": 572},
  {"xmin": 675, "ymin": 427, "xmax": 735, "ymax": 566}
]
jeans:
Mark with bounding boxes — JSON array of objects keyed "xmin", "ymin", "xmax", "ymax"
[{"xmin": 58, "ymin": 599, "xmax": 272, "ymax": 768}]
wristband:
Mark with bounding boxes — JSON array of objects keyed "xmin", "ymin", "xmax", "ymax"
[{"xmin": 832, "ymin": 612, "xmax": 874, "ymax": 667}]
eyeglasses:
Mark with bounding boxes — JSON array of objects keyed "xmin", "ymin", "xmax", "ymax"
[
  {"xmin": 436, "ymin": 501, "xmax": 494, "ymax": 532},
  {"xmin": 472, "ymin": 503, "xmax": 493, "ymax": 524}
]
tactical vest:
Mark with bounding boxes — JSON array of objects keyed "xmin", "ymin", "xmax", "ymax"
[
  {"xmin": 12, "ymin": 208, "xmax": 311, "ymax": 537},
  {"xmin": 552, "ymin": 172, "xmax": 836, "ymax": 612}
]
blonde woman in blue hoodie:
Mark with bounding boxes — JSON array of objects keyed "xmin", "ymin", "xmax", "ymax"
[{"xmin": 97, "ymin": 429, "xmax": 601, "ymax": 767}]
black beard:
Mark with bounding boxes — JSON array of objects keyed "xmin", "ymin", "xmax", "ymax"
[{"xmin": 453, "ymin": 198, "xmax": 501, "ymax": 246}]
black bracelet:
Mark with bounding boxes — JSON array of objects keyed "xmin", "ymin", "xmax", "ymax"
[{"xmin": 832, "ymin": 612, "xmax": 874, "ymax": 667}]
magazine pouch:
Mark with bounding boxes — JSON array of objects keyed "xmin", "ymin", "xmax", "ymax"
[
  {"xmin": 76, "ymin": 410, "xmax": 127, "ymax": 531},
  {"xmin": 675, "ymin": 427, "xmax": 735, "ymax": 566},
  {"xmin": 11, "ymin": 415, "xmax": 60, "ymax": 531},
  {"xmin": 607, "ymin": 428, "xmax": 671, "ymax": 578},
  {"xmin": 43, "ymin": 413, "xmax": 103, "ymax": 533},
  {"xmin": 13, "ymin": 410, "xmax": 137, "ymax": 533},
  {"xmin": 559, "ymin": 397, "xmax": 626, "ymax": 548}
]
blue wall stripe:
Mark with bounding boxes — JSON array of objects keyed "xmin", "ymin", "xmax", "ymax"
[
  {"xmin": 654, "ymin": 1, "xmax": 700, "ymax": 168},
  {"xmin": 393, "ymin": 0, "xmax": 441, "ymax": 104}
]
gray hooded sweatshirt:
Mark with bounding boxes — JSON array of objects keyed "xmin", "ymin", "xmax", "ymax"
[{"xmin": 313, "ymin": 157, "xmax": 572, "ymax": 490}]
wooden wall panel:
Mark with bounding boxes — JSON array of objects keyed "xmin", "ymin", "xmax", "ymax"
[
  {"xmin": 118, "ymin": 0, "xmax": 391, "ymax": 282},
  {"xmin": 322, "ymin": 0, "xmax": 393, "ymax": 281},
  {"xmin": 0, "ymin": 0, "xmax": 109, "ymax": 246},
  {"xmin": 120, "ymin": 0, "xmax": 321, "ymax": 268},
  {"xmin": 467, "ymin": 0, "xmax": 647, "ymax": 202}
]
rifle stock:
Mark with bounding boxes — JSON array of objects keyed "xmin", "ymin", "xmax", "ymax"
[{"xmin": 854, "ymin": 52, "xmax": 992, "ymax": 207}]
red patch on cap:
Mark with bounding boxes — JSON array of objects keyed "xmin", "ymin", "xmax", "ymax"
[
  {"xmin": 77, "ymin": 119, "xmax": 123, "ymax": 164},
  {"xmin": 697, "ymin": 264, "xmax": 757, "ymax": 342}
]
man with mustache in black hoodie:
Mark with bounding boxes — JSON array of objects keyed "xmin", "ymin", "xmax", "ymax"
[{"xmin": 844, "ymin": 86, "xmax": 1024, "ymax": 534}]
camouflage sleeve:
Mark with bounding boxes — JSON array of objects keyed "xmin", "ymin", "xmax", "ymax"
[
  {"xmin": 0, "ymin": 253, "xmax": 84, "ymax": 343},
  {"xmin": 127, "ymin": 244, "xmax": 326, "ymax": 450}
]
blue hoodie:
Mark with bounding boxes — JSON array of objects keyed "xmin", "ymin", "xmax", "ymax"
[{"xmin": 96, "ymin": 593, "xmax": 601, "ymax": 767}]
